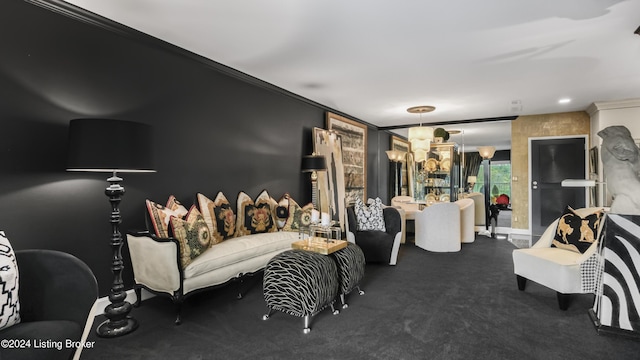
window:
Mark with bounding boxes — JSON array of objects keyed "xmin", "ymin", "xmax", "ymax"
[{"xmin": 473, "ymin": 161, "xmax": 511, "ymax": 202}]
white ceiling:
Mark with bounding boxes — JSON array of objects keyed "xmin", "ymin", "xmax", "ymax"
[{"xmin": 62, "ymin": 0, "xmax": 640, "ymax": 150}]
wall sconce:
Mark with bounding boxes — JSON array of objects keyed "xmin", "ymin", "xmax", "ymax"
[
  {"xmin": 301, "ymin": 154, "xmax": 327, "ymax": 209},
  {"xmin": 67, "ymin": 118, "xmax": 155, "ymax": 338}
]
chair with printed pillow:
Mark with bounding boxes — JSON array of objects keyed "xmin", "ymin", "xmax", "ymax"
[
  {"xmin": 0, "ymin": 232, "xmax": 98, "ymax": 360},
  {"xmin": 345, "ymin": 198, "xmax": 402, "ymax": 265},
  {"xmin": 512, "ymin": 206, "xmax": 605, "ymax": 310}
]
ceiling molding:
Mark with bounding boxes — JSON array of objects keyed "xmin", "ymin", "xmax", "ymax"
[{"xmin": 587, "ymin": 98, "xmax": 640, "ymax": 115}]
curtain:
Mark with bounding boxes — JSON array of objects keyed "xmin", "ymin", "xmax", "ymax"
[{"xmin": 463, "ymin": 152, "xmax": 483, "ymax": 187}]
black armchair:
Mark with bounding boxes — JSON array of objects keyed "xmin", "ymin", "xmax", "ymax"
[
  {"xmin": 0, "ymin": 250, "xmax": 98, "ymax": 360},
  {"xmin": 346, "ymin": 206, "xmax": 402, "ymax": 265}
]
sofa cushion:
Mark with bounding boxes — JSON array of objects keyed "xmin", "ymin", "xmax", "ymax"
[
  {"xmin": 279, "ymin": 194, "xmax": 314, "ymax": 232},
  {"xmin": 197, "ymin": 192, "xmax": 236, "ymax": 244},
  {"xmin": 354, "ymin": 197, "xmax": 386, "ymax": 232},
  {"xmin": 0, "ymin": 231, "xmax": 20, "ymax": 330},
  {"xmin": 552, "ymin": 206, "xmax": 604, "ymax": 253},
  {"xmin": 170, "ymin": 206, "xmax": 213, "ymax": 268},
  {"xmin": 146, "ymin": 195, "xmax": 188, "ymax": 238},
  {"xmin": 235, "ymin": 190, "xmax": 278, "ymax": 237},
  {"xmin": 183, "ymin": 231, "xmax": 299, "ymax": 279}
]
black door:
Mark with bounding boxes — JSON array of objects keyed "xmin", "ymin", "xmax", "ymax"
[{"xmin": 531, "ymin": 137, "xmax": 586, "ymax": 236}]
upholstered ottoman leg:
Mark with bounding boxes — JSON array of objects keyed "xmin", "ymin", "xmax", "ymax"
[
  {"xmin": 263, "ymin": 250, "xmax": 339, "ymax": 333},
  {"xmin": 331, "ymin": 243, "xmax": 366, "ymax": 309}
]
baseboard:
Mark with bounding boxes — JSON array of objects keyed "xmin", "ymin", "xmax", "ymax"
[{"xmin": 94, "ymin": 289, "xmax": 156, "ymax": 316}]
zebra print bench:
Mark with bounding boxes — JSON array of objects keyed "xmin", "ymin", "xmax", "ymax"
[{"xmin": 262, "ymin": 250, "xmax": 340, "ymax": 333}]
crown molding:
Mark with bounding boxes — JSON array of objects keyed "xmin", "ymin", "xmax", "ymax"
[{"xmin": 587, "ymin": 98, "xmax": 640, "ymax": 115}]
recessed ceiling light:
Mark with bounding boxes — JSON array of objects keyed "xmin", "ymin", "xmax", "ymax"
[{"xmin": 558, "ymin": 98, "xmax": 571, "ymax": 104}]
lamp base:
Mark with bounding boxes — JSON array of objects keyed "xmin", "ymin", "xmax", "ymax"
[{"xmin": 96, "ymin": 316, "xmax": 139, "ymax": 338}]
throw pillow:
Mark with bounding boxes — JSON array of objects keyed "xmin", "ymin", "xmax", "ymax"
[
  {"xmin": 279, "ymin": 193, "xmax": 314, "ymax": 232},
  {"xmin": 552, "ymin": 206, "xmax": 604, "ymax": 253},
  {"xmin": 169, "ymin": 206, "xmax": 212, "ymax": 268},
  {"xmin": 354, "ymin": 197, "xmax": 386, "ymax": 232},
  {"xmin": 197, "ymin": 192, "xmax": 236, "ymax": 244},
  {"xmin": 0, "ymin": 231, "xmax": 20, "ymax": 330},
  {"xmin": 146, "ymin": 195, "xmax": 189, "ymax": 238},
  {"xmin": 235, "ymin": 190, "xmax": 278, "ymax": 237}
]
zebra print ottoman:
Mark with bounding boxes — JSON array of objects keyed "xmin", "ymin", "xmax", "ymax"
[
  {"xmin": 331, "ymin": 242, "xmax": 366, "ymax": 308},
  {"xmin": 262, "ymin": 250, "xmax": 339, "ymax": 333}
]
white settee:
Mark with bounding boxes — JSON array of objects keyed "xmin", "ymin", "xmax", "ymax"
[{"xmin": 127, "ymin": 230, "xmax": 302, "ymax": 324}]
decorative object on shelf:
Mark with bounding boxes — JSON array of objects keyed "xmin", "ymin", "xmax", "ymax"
[
  {"xmin": 425, "ymin": 158, "xmax": 438, "ymax": 172},
  {"xmin": 326, "ymin": 112, "xmax": 367, "ymax": 205},
  {"xmin": 598, "ymin": 125, "xmax": 640, "ymax": 215},
  {"xmin": 433, "ymin": 127, "xmax": 450, "ymax": 143},
  {"xmin": 477, "ymin": 146, "xmax": 496, "ymax": 232},
  {"xmin": 407, "ymin": 106, "xmax": 435, "ymax": 159},
  {"xmin": 301, "ymin": 153, "xmax": 327, "ymax": 209},
  {"xmin": 67, "ymin": 118, "xmax": 155, "ymax": 338},
  {"xmin": 441, "ymin": 158, "xmax": 451, "ymax": 172}
]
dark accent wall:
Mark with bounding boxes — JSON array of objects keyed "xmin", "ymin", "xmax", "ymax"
[{"xmin": 1, "ymin": 1, "xmax": 385, "ymax": 295}]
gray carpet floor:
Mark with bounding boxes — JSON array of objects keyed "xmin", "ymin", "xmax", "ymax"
[{"xmin": 82, "ymin": 236, "xmax": 640, "ymax": 360}]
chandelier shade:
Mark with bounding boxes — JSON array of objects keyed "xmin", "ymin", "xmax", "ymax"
[{"xmin": 408, "ymin": 126, "xmax": 434, "ymax": 142}]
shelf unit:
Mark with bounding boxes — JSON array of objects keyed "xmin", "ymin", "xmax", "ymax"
[{"xmin": 415, "ymin": 142, "xmax": 460, "ymax": 202}]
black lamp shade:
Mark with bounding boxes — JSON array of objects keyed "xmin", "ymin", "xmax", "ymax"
[
  {"xmin": 301, "ymin": 155, "xmax": 327, "ymax": 172},
  {"xmin": 67, "ymin": 119, "xmax": 155, "ymax": 172}
]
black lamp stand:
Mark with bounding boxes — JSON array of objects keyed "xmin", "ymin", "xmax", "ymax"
[{"xmin": 96, "ymin": 172, "xmax": 139, "ymax": 338}]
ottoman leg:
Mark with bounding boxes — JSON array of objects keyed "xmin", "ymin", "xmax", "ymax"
[
  {"xmin": 303, "ymin": 315, "xmax": 312, "ymax": 334},
  {"xmin": 262, "ymin": 308, "xmax": 275, "ymax": 321}
]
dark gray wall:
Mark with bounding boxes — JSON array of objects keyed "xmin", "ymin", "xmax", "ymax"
[{"xmin": 1, "ymin": 0, "xmax": 388, "ymax": 295}]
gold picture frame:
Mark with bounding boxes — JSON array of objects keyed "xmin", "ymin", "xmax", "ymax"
[
  {"xmin": 391, "ymin": 135, "xmax": 411, "ymax": 196},
  {"xmin": 326, "ymin": 112, "xmax": 367, "ymax": 205}
]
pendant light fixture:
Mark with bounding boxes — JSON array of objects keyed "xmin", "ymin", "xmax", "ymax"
[{"xmin": 407, "ymin": 106, "xmax": 435, "ymax": 158}]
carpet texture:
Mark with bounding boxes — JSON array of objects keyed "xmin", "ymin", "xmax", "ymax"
[{"xmin": 82, "ymin": 237, "xmax": 639, "ymax": 360}]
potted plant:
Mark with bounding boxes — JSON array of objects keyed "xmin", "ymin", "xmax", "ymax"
[{"xmin": 433, "ymin": 128, "xmax": 450, "ymax": 143}]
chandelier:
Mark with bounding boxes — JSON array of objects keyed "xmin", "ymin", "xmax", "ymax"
[{"xmin": 407, "ymin": 106, "xmax": 435, "ymax": 162}]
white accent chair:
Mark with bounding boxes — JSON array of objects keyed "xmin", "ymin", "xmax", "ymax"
[
  {"xmin": 456, "ymin": 198, "xmax": 475, "ymax": 243},
  {"xmin": 512, "ymin": 207, "xmax": 605, "ymax": 310},
  {"xmin": 414, "ymin": 202, "xmax": 461, "ymax": 252},
  {"xmin": 465, "ymin": 192, "xmax": 486, "ymax": 231}
]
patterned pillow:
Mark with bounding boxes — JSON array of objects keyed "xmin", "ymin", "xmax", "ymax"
[
  {"xmin": 235, "ymin": 190, "xmax": 278, "ymax": 237},
  {"xmin": 552, "ymin": 206, "xmax": 604, "ymax": 253},
  {"xmin": 146, "ymin": 195, "xmax": 189, "ymax": 238},
  {"xmin": 169, "ymin": 206, "xmax": 212, "ymax": 268},
  {"xmin": 279, "ymin": 193, "xmax": 314, "ymax": 232},
  {"xmin": 354, "ymin": 197, "xmax": 386, "ymax": 232},
  {"xmin": 198, "ymin": 192, "xmax": 236, "ymax": 243},
  {"xmin": 0, "ymin": 231, "xmax": 20, "ymax": 330}
]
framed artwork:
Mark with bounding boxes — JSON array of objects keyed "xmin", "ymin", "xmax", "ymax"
[
  {"xmin": 313, "ymin": 127, "xmax": 346, "ymax": 231},
  {"xmin": 326, "ymin": 112, "xmax": 367, "ymax": 205},
  {"xmin": 391, "ymin": 135, "xmax": 410, "ymax": 196}
]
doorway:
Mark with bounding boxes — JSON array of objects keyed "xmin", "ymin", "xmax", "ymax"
[{"xmin": 530, "ymin": 136, "xmax": 588, "ymax": 237}]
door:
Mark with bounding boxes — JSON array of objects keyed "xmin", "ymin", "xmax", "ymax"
[{"xmin": 531, "ymin": 137, "xmax": 587, "ymax": 236}]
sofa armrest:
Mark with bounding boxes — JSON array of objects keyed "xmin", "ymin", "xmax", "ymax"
[{"xmin": 126, "ymin": 232, "xmax": 182, "ymax": 295}]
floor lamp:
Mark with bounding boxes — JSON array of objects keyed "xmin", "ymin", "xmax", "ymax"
[
  {"xmin": 385, "ymin": 150, "xmax": 406, "ymax": 199},
  {"xmin": 477, "ymin": 146, "xmax": 496, "ymax": 233},
  {"xmin": 67, "ymin": 119, "xmax": 155, "ymax": 338},
  {"xmin": 301, "ymin": 154, "xmax": 327, "ymax": 209}
]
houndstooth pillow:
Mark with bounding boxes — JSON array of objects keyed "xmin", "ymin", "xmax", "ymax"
[
  {"xmin": 354, "ymin": 197, "xmax": 386, "ymax": 232},
  {"xmin": 0, "ymin": 231, "xmax": 20, "ymax": 330}
]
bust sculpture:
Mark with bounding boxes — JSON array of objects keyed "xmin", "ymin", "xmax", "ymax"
[{"xmin": 598, "ymin": 125, "xmax": 640, "ymax": 215}]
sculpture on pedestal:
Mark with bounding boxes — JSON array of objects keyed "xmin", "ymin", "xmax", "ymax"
[{"xmin": 598, "ymin": 125, "xmax": 640, "ymax": 215}]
